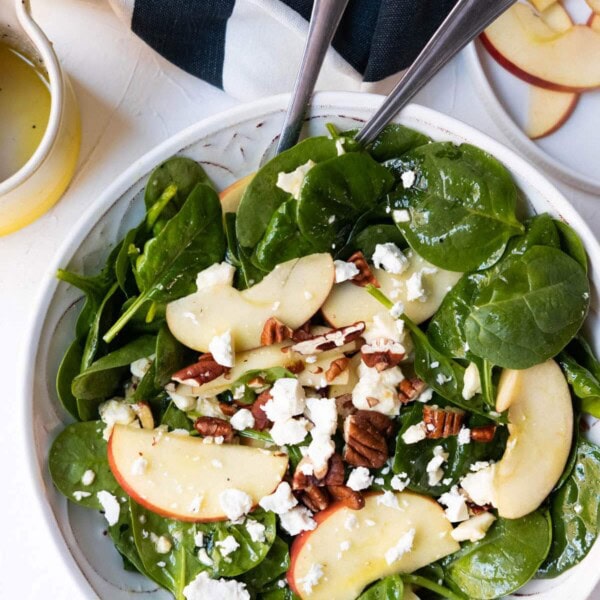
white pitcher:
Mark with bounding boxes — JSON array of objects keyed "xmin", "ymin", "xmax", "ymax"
[{"xmin": 0, "ymin": 0, "xmax": 80, "ymax": 236}]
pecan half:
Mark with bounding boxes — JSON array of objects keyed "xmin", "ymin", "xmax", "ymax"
[
  {"xmin": 291, "ymin": 322, "xmax": 366, "ymax": 355},
  {"xmin": 398, "ymin": 377, "xmax": 427, "ymax": 404},
  {"xmin": 471, "ymin": 425, "xmax": 497, "ymax": 443},
  {"xmin": 423, "ymin": 405, "xmax": 465, "ymax": 439},
  {"xmin": 343, "ymin": 410, "xmax": 393, "ymax": 469},
  {"xmin": 194, "ymin": 417, "xmax": 234, "ymax": 442},
  {"xmin": 172, "ymin": 354, "xmax": 228, "ymax": 386},
  {"xmin": 335, "ymin": 394, "xmax": 357, "ymax": 420},
  {"xmin": 261, "ymin": 317, "xmax": 293, "ymax": 346},
  {"xmin": 361, "ymin": 341, "xmax": 405, "ymax": 372},
  {"xmin": 323, "ymin": 453, "xmax": 346, "ymax": 486},
  {"xmin": 219, "ymin": 402, "xmax": 238, "ymax": 417},
  {"xmin": 292, "ymin": 321, "xmax": 313, "ymax": 342},
  {"xmin": 327, "ymin": 485, "xmax": 365, "ymax": 510},
  {"xmin": 293, "ymin": 454, "xmax": 345, "ymax": 491},
  {"xmin": 250, "ymin": 391, "xmax": 272, "ymax": 431},
  {"xmin": 347, "ymin": 251, "xmax": 379, "ymax": 288},
  {"xmin": 300, "ymin": 486, "xmax": 330, "ymax": 512},
  {"xmin": 326, "ymin": 357, "xmax": 350, "ymax": 382}
]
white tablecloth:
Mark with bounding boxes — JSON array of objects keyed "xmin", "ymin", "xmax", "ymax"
[{"xmin": 2, "ymin": 1, "xmax": 599, "ymax": 598}]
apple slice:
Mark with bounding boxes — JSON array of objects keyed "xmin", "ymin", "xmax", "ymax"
[
  {"xmin": 588, "ymin": 0, "xmax": 600, "ymax": 14},
  {"xmin": 589, "ymin": 13, "xmax": 600, "ymax": 32},
  {"xmin": 167, "ymin": 253, "xmax": 334, "ymax": 352},
  {"xmin": 219, "ymin": 173, "xmax": 254, "ymax": 214},
  {"xmin": 492, "ymin": 359, "xmax": 573, "ymax": 519},
  {"xmin": 528, "ymin": 0, "xmax": 557, "ymax": 12},
  {"xmin": 481, "ymin": 3, "xmax": 600, "ymax": 92},
  {"xmin": 526, "ymin": 86, "xmax": 578, "ymax": 139},
  {"xmin": 321, "ymin": 250, "xmax": 461, "ymax": 328},
  {"xmin": 108, "ymin": 425, "xmax": 288, "ymax": 521},
  {"xmin": 329, "ymin": 353, "xmax": 361, "ymax": 398},
  {"xmin": 540, "ymin": 2, "xmax": 572, "ymax": 33},
  {"xmin": 288, "ymin": 492, "xmax": 459, "ymax": 600}
]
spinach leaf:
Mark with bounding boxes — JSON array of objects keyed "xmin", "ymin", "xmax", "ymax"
[
  {"xmin": 230, "ymin": 367, "xmax": 297, "ymax": 405},
  {"xmin": 558, "ymin": 352, "xmax": 600, "ymax": 418},
  {"xmin": 391, "ymin": 143, "xmax": 524, "ymax": 272},
  {"xmin": 567, "ymin": 335, "xmax": 600, "ymax": 380},
  {"xmin": 108, "ymin": 500, "xmax": 149, "ymax": 577},
  {"xmin": 394, "ymin": 402, "xmax": 507, "ymax": 495},
  {"xmin": 131, "ymin": 361, "xmax": 162, "ymax": 406},
  {"xmin": 253, "ymin": 199, "xmax": 315, "ymax": 271},
  {"xmin": 366, "ymin": 124, "xmax": 431, "ymax": 162},
  {"xmin": 349, "ymin": 224, "xmax": 406, "ymax": 259},
  {"xmin": 443, "ymin": 510, "xmax": 552, "ymax": 600},
  {"xmin": 115, "ymin": 224, "xmax": 147, "ymax": 296},
  {"xmin": 555, "ymin": 219, "xmax": 588, "ymax": 273},
  {"xmin": 155, "ymin": 323, "xmax": 190, "ymax": 388},
  {"xmin": 236, "ymin": 136, "xmax": 337, "ymax": 248},
  {"xmin": 401, "ymin": 574, "xmax": 465, "ymax": 600},
  {"xmin": 56, "ymin": 339, "xmax": 84, "ymax": 419},
  {"xmin": 224, "ymin": 212, "xmax": 241, "ymax": 267},
  {"xmin": 104, "ymin": 183, "xmax": 226, "ymax": 342},
  {"xmin": 72, "ymin": 335, "xmax": 156, "ymax": 401},
  {"xmin": 259, "ymin": 589, "xmax": 300, "ymax": 600},
  {"xmin": 241, "ymin": 536, "xmax": 289, "ymax": 592},
  {"xmin": 538, "ymin": 438, "xmax": 600, "ymax": 578},
  {"xmin": 48, "ymin": 421, "xmax": 119, "ymax": 508},
  {"xmin": 161, "ymin": 402, "xmax": 194, "ymax": 431},
  {"xmin": 465, "ymin": 246, "xmax": 590, "ymax": 369},
  {"xmin": 358, "ymin": 575, "xmax": 404, "ymax": 599},
  {"xmin": 296, "ymin": 152, "xmax": 395, "ymax": 251},
  {"xmin": 130, "ymin": 500, "xmax": 276, "ymax": 597}
]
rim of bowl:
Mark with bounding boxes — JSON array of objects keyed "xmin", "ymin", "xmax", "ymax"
[
  {"xmin": 0, "ymin": 0, "xmax": 64, "ymax": 195},
  {"xmin": 19, "ymin": 90, "xmax": 600, "ymax": 599}
]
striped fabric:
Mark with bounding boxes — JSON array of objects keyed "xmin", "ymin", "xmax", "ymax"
[{"xmin": 108, "ymin": 0, "xmax": 457, "ymax": 99}]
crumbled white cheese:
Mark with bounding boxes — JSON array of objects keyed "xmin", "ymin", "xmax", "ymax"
[
  {"xmin": 216, "ymin": 535, "xmax": 240, "ymax": 557},
  {"xmin": 73, "ymin": 491, "xmax": 91, "ymax": 501},
  {"xmin": 97, "ymin": 491, "xmax": 120, "ymax": 526},
  {"xmin": 470, "ymin": 461, "xmax": 491, "ymax": 472},
  {"xmin": 377, "ymin": 490, "xmax": 400, "ymax": 510},
  {"xmin": 363, "ymin": 311, "xmax": 404, "ymax": 345},
  {"xmin": 299, "ymin": 563, "xmax": 324, "ymax": 595},
  {"xmin": 276, "ymin": 160, "xmax": 315, "ymax": 200},
  {"xmin": 99, "ymin": 399, "xmax": 137, "ymax": 441},
  {"xmin": 305, "ymin": 396, "xmax": 337, "ymax": 436},
  {"xmin": 245, "ymin": 519, "xmax": 266, "ymax": 543},
  {"xmin": 197, "ymin": 548, "xmax": 213, "ymax": 566},
  {"xmin": 263, "ymin": 378, "xmax": 306, "ymax": 421},
  {"xmin": 131, "ymin": 456, "xmax": 148, "ymax": 476},
  {"xmin": 362, "ymin": 338, "xmax": 405, "ymax": 357},
  {"xmin": 393, "ymin": 209, "xmax": 411, "ymax": 223},
  {"xmin": 306, "ymin": 432, "xmax": 335, "ymax": 476},
  {"xmin": 304, "ymin": 290, "xmax": 313, "ymax": 300},
  {"xmin": 575, "ymin": 504, "xmax": 583, "ymax": 514},
  {"xmin": 372, "ymin": 243, "xmax": 408, "ymax": 275},
  {"xmin": 374, "ymin": 477, "xmax": 384, "ymax": 485},
  {"xmin": 189, "ymin": 495, "xmax": 204, "ymax": 514},
  {"xmin": 401, "ymin": 170, "xmax": 416, "ymax": 189},
  {"xmin": 130, "ymin": 356, "xmax": 153, "ymax": 379},
  {"xmin": 232, "ymin": 385, "xmax": 246, "ymax": 401},
  {"xmin": 219, "ymin": 489, "xmax": 253, "ymax": 522},
  {"xmin": 166, "ymin": 387, "xmax": 196, "ymax": 412},
  {"xmin": 230, "ymin": 408, "xmax": 255, "ymax": 431},
  {"xmin": 194, "ymin": 532, "xmax": 204, "ymax": 548},
  {"xmin": 416, "ymin": 388, "xmax": 434, "ymax": 404},
  {"xmin": 352, "ymin": 362, "xmax": 405, "ymax": 416},
  {"xmin": 212, "ymin": 459, "xmax": 223, "ymax": 468},
  {"xmin": 151, "ymin": 534, "xmax": 172, "ymax": 554},
  {"xmin": 347, "ymin": 467, "xmax": 374, "ymax": 491},
  {"xmin": 183, "ymin": 571, "xmax": 250, "ymax": 600},
  {"xmin": 269, "ymin": 417, "xmax": 310, "ymax": 446},
  {"xmin": 457, "ymin": 427, "xmax": 471, "ymax": 445},
  {"xmin": 462, "ymin": 362, "xmax": 482, "ymax": 400},
  {"xmin": 427, "ymin": 446, "xmax": 449, "ymax": 486},
  {"xmin": 196, "ymin": 262, "xmax": 236, "ymax": 289},
  {"xmin": 279, "ymin": 506, "xmax": 317, "ymax": 536},
  {"xmin": 406, "ymin": 271, "xmax": 427, "ymax": 302},
  {"xmin": 339, "ymin": 540, "xmax": 351, "ymax": 553},
  {"xmin": 438, "ymin": 486, "xmax": 470, "ymax": 523},
  {"xmin": 209, "ymin": 330, "xmax": 235, "ymax": 368},
  {"xmin": 344, "ymin": 514, "xmax": 359, "ymax": 531},
  {"xmin": 389, "ymin": 301, "xmax": 405, "ymax": 319},
  {"xmin": 451, "ymin": 512, "xmax": 496, "ymax": 542},
  {"xmin": 390, "ymin": 473, "xmax": 410, "ymax": 492},
  {"xmin": 81, "ymin": 470, "xmax": 95, "ymax": 486},
  {"xmin": 385, "ymin": 528, "xmax": 416, "ymax": 565},
  {"xmin": 334, "ymin": 259, "xmax": 360, "ymax": 283},
  {"xmin": 259, "ymin": 482, "xmax": 298, "ymax": 514},
  {"xmin": 436, "ymin": 373, "xmax": 452, "ymax": 386},
  {"xmin": 402, "ymin": 422, "xmax": 427, "ymax": 444},
  {"xmin": 460, "ymin": 465, "xmax": 496, "ymax": 507}
]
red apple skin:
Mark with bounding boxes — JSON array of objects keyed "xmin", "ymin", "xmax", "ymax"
[
  {"xmin": 588, "ymin": 13, "xmax": 600, "ymax": 32},
  {"xmin": 529, "ymin": 93, "xmax": 579, "ymax": 140},
  {"xmin": 480, "ymin": 31, "xmax": 600, "ymax": 93},
  {"xmin": 107, "ymin": 431, "xmax": 283, "ymax": 523}
]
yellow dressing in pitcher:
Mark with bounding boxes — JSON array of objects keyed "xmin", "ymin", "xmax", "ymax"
[{"xmin": 0, "ymin": 42, "xmax": 51, "ymax": 182}]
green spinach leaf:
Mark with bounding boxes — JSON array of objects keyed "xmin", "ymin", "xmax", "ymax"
[
  {"xmin": 56, "ymin": 339, "xmax": 85, "ymax": 419},
  {"xmin": 443, "ymin": 510, "xmax": 552, "ymax": 600},
  {"xmin": 349, "ymin": 224, "xmax": 406, "ymax": 259},
  {"xmin": 108, "ymin": 500, "xmax": 149, "ymax": 577},
  {"xmin": 160, "ymin": 402, "xmax": 194, "ymax": 431},
  {"xmin": 241, "ymin": 536, "xmax": 289, "ymax": 592},
  {"xmin": 559, "ymin": 352, "xmax": 600, "ymax": 418},
  {"xmin": 358, "ymin": 575, "xmax": 404, "ymax": 599},
  {"xmin": 555, "ymin": 219, "xmax": 588, "ymax": 273},
  {"xmin": 155, "ymin": 323, "xmax": 190, "ymax": 388},
  {"xmin": 366, "ymin": 124, "xmax": 431, "ymax": 162}
]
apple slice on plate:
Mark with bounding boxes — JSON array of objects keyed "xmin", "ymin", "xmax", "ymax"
[
  {"xmin": 108, "ymin": 424, "xmax": 288, "ymax": 521},
  {"xmin": 589, "ymin": 13, "xmax": 600, "ymax": 32},
  {"xmin": 588, "ymin": 0, "xmax": 600, "ymax": 14},
  {"xmin": 167, "ymin": 253, "xmax": 334, "ymax": 352},
  {"xmin": 526, "ymin": 86, "xmax": 579, "ymax": 139},
  {"xmin": 288, "ymin": 492, "xmax": 459, "ymax": 600},
  {"xmin": 492, "ymin": 359, "xmax": 573, "ymax": 519},
  {"xmin": 528, "ymin": 0, "xmax": 557, "ymax": 12},
  {"xmin": 481, "ymin": 3, "xmax": 600, "ymax": 92},
  {"xmin": 219, "ymin": 173, "xmax": 255, "ymax": 214}
]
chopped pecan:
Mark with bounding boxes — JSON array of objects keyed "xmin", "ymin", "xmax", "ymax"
[
  {"xmin": 327, "ymin": 485, "xmax": 365, "ymax": 510},
  {"xmin": 293, "ymin": 454, "xmax": 345, "ymax": 491},
  {"xmin": 343, "ymin": 410, "xmax": 393, "ymax": 469},
  {"xmin": 323, "ymin": 454, "xmax": 346, "ymax": 486},
  {"xmin": 291, "ymin": 322, "xmax": 366, "ymax": 355},
  {"xmin": 423, "ymin": 405, "xmax": 465, "ymax": 439},
  {"xmin": 467, "ymin": 501, "xmax": 493, "ymax": 516},
  {"xmin": 471, "ymin": 425, "xmax": 497, "ymax": 443},
  {"xmin": 261, "ymin": 317, "xmax": 293, "ymax": 346},
  {"xmin": 292, "ymin": 321, "xmax": 313, "ymax": 342},
  {"xmin": 361, "ymin": 341, "xmax": 405, "ymax": 372},
  {"xmin": 287, "ymin": 360, "xmax": 305, "ymax": 375},
  {"xmin": 347, "ymin": 251, "xmax": 379, "ymax": 288},
  {"xmin": 300, "ymin": 486, "xmax": 330, "ymax": 512},
  {"xmin": 335, "ymin": 394, "xmax": 357, "ymax": 420},
  {"xmin": 219, "ymin": 402, "xmax": 238, "ymax": 417},
  {"xmin": 172, "ymin": 354, "xmax": 228, "ymax": 386},
  {"xmin": 325, "ymin": 357, "xmax": 350, "ymax": 382},
  {"xmin": 292, "ymin": 459, "xmax": 316, "ymax": 491},
  {"xmin": 398, "ymin": 378, "xmax": 427, "ymax": 404},
  {"xmin": 194, "ymin": 417, "xmax": 234, "ymax": 442},
  {"xmin": 132, "ymin": 401, "xmax": 154, "ymax": 430},
  {"xmin": 250, "ymin": 391, "xmax": 272, "ymax": 431}
]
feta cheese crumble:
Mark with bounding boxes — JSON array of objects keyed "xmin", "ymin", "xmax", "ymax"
[
  {"xmin": 390, "ymin": 473, "xmax": 410, "ymax": 492},
  {"xmin": 151, "ymin": 534, "xmax": 172, "ymax": 554},
  {"xmin": 299, "ymin": 563, "xmax": 324, "ymax": 595},
  {"xmin": 389, "ymin": 301, "xmax": 405, "ymax": 318},
  {"xmin": 72, "ymin": 491, "xmax": 91, "ymax": 501},
  {"xmin": 245, "ymin": 519, "xmax": 267, "ymax": 543},
  {"xmin": 99, "ymin": 399, "xmax": 137, "ymax": 441},
  {"xmin": 402, "ymin": 422, "xmax": 427, "ymax": 444},
  {"xmin": 196, "ymin": 262, "xmax": 236, "ymax": 289},
  {"xmin": 347, "ymin": 467, "xmax": 374, "ymax": 491},
  {"xmin": 130, "ymin": 356, "xmax": 153, "ymax": 379},
  {"xmin": 269, "ymin": 417, "xmax": 310, "ymax": 446},
  {"xmin": 215, "ymin": 535, "xmax": 240, "ymax": 557},
  {"xmin": 401, "ymin": 170, "xmax": 416, "ymax": 189},
  {"xmin": 305, "ymin": 396, "xmax": 338, "ymax": 436},
  {"xmin": 334, "ymin": 259, "xmax": 360, "ymax": 283},
  {"xmin": 219, "ymin": 489, "xmax": 253, "ymax": 522},
  {"xmin": 263, "ymin": 379, "xmax": 305, "ymax": 421},
  {"xmin": 462, "ymin": 362, "xmax": 482, "ymax": 400},
  {"xmin": 451, "ymin": 512, "xmax": 496, "ymax": 542},
  {"xmin": 385, "ymin": 528, "xmax": 416, "ymax": 565},
  {"xmin": 457, "ymin": 427, "xmax": 472, "ymax": 445},
  {"xmin": 81, "ymin": 469, "xmax": 95, "ymax": 486},
  {"xmin": 377, "ymin": 490, "xmax": 400, "ymax": 510},
  {"xmin": 461, "ymin": 464, "xmax": 496, "ymax": 507},
  {"xmin": 131, "ymin": 455, "xmax": 149, "ymax": 476},
  {"xmin": 352, "ymin": 362, "xmax": 405, "ymax": 416},
  {"xmin": 438, "ymin": 486, "xmax": 470, "ymax": 523},
  {"xmin": 393, "ymin": 209, "xmax": 411, "ymax": 223},
  {"xmin": 405, "ymin": 271, "xmax": 427, "ymax": 302},
  {"xmin": 230, "ymin": 408, "xmax": 255, "ymax": 431},
  {"xmin": 97, "ymin": 491, "xmax": 120, "ymax": 526},
  {"xmin": 183, "ymin": 571, "xmax": 250, "ymax": 600},
  {"xmin": 372, "ymin": 243, "xmax": 408, "ymax": 275},
  {"xmin": 279, "ymin": 506, "xmax": 317, "ymax": 536},
  {"xmin": 426, "ymin": 446, "xmax": 449, "ymax": 486},
  {"xmin": 209, "ymin": 330, "xmax": 235, "ymax": 368},
  {"xmin": 275, "ymin": 160, "xmax": 315, "ymax": 200},
  {"xmin": 259, "ymin": 482, "xmax": 298, "ymax": 514}
]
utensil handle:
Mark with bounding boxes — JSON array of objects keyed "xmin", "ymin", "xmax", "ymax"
[
  {"xmin": 277, "ymin": 0, "xmax": 349, "ymax": 154},
  {"xmin": 355, "ymin": 0, "xmax": 517, "ymax": 146}
]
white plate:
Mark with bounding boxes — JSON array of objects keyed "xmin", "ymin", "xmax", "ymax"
[
  {"xmin": 465, "ymin": 0, "xmax": 600, "ymax": 195},
  {"xmin": 20, "ymin": 91, "xmax": 600, "ymax": 599}
]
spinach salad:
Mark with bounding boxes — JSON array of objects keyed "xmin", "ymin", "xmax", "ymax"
[{"xmin": 49, "ymin": 124, "xmax": 600, "ymax": 600}]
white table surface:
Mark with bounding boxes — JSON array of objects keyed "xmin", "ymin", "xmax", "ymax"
[{"xmin": 2, "ymin": 1, "xmax": 599, "ymax": 598}]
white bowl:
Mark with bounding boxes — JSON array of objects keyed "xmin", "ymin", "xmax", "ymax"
[{"xmin": 20, "ymin": 91, "xmax": 600, "ymax": 599}]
